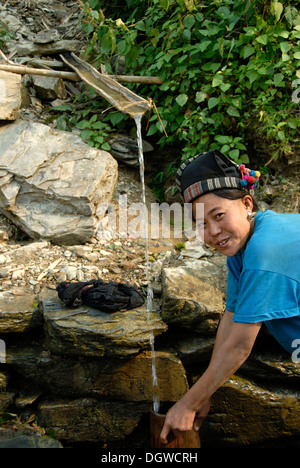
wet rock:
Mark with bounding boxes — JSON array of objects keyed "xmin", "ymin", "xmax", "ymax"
[
  {"xmin": 0, "ymin": 71, "xmax": 21, "ymax": 120},
  {"xmin": 8, "ymin": 346, "xmax": 188, "ymax": 402},
  {"xmin": 0, "ymin": 120, "xmax": 118, "ymax": 244},
  {"xmin": 38, "ymin": 398, "xmax": 150, "ymax": 444},
  {"xmin": 201, "ymin": 375, "xmax": 300, "ymax": 447}
]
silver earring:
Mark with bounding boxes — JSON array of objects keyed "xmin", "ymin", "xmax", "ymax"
[{"xmin": 247, "ymin": 211, "xmax": 256, "ymax": 222}]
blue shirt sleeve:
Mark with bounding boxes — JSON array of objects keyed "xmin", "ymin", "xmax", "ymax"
[{"xmin": 232, "ymin": 269, "xmax": 299, "ymax": 323}]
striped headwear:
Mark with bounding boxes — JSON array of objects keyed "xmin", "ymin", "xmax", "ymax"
[{"xmin": 176, "ymin": 150, "xmax": 243, "ymax": 203}]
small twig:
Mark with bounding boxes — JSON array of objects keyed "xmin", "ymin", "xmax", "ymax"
[
  {"xmin": 148, "ymin": 98, "xmax": 168, "ymax": 138},
  {"xmin": 0, "ymin": 49, "xmax": 15, "ymax": 65},
  {"xmin": 37, "ymin": 258, "xmax": 61, "ymax": 281}
]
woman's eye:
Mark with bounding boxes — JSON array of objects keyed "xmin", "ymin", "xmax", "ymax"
[{"xmin": 216, "ymin": 213, "xmax": 224, "ymax": 219}]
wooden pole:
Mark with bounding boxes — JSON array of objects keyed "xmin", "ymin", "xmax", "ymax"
[{"xmin": 0, "ymin": 63, "xmax": 163, "ymax": 84}]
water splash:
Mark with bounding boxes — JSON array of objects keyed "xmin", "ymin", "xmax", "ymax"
[{"xmin": 136, "ymin": 115, "xmax": 160, "ymax": 414}]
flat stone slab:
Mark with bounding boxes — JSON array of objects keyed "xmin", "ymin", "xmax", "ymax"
[{"xmin": 40, "ymin": 289, "xmax": 167, "ymax": 358}]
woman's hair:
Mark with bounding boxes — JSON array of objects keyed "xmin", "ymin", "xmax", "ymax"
[{"xmin": 213, "ymin": 188, "xmax": 258, "ymax": 211}]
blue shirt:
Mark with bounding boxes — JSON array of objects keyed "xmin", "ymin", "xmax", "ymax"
[{"xmin": 226, "ymin": 210, "xmax": 300, "ymax": 354}]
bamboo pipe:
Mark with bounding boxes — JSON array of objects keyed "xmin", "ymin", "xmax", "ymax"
[{"xmin": 0, "ymin": 63, "xmax": 163, "ymax": 84}]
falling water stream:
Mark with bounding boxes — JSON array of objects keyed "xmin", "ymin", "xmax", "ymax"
[
  {"xmin": 136, "ymin": 115, "xmax": 160, "ymax": 414},
  {"xmin": 61, "ymin": 54, "xmax": 160, "ymax": 414}
]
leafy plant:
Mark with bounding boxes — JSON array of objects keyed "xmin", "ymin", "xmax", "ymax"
[
  {"xmin": 79, "ymin": 0, "xmax": 299, "ymax": 170},
  {"xmin": 49, "ymin": 93, "xmax": 117, "ymax": 150},
  {"xmin": 0, "ymin": 25, "xmax": 15, "ymax": 49}
]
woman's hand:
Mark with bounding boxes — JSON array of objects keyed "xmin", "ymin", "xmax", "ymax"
[
  {"xmin": 159, "ymin": 398, "xmax": 196, "ymax": 445},
  {"xmin": 159, "ymin": 397, "xmax": 211, "ymax": 444},
  {"xmin": 194, "ymin": 398, "xmax": 211, "ymax": 431}
]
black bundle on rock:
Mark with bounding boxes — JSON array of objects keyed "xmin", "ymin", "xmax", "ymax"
[{"xmin": 56, "ymin": 279, "xmax": 145, "ymax": 312}]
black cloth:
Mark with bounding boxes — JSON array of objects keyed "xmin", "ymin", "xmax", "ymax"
[{"xmin": 56, "ymin": 279, "xmax": 145, "ymax": 312}]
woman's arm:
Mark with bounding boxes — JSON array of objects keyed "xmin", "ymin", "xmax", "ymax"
[
  {"xmin": 192, "ymin": 309, "xmax": 234, "ymax": 429},
  {"xmin": 160, "ymin": 316, "xmax": 262, "ymax": 444}
]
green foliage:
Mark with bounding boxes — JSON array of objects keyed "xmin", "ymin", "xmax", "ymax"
[
  {"xmin": 0, "ymin": 25, "xmax": 15, "ymax": 49},
  {"xmin": 79, "ymin": 0, "xmax": 299, "ymax": 168},
  {"xmin": 49, "ymin": 93, "xmax": 114, "ymax": 150}
]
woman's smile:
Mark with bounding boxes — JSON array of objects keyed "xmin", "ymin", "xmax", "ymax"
[{"xmin": 193, "ymin": 193, "xmax": 253, "ymax": 256}]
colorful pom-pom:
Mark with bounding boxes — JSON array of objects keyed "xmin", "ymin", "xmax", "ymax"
[{"xmin": 239, "ymin": 163, "xmax": 261, "ymax": 190}]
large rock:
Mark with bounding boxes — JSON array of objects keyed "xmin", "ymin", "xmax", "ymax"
[
  {"xmin": 38, "ymin": 398, "xmax": 150, "ymax": 444},
  {"xmin": 8, "ymin": 346, "xmax": 188, "ymax": 402},
  {"xmin": 0, "ymin": 120, "xmax": 118, "ymax": 244},
  {"xmin": 41, "ymin": 289, "xmax": 167, "ymax": 358},
  {"xmin": 0, "ymin": 71, "xmax": 21, "ymax": 120},
  {"xmin": 161, "ymin": 260, "xmax": 224, "ymax": 334},
  {"xmin": 201, "ymin": 375, "xmax": 300, "ymax": 447}
]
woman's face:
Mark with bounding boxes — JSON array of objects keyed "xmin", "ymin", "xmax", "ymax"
[{"xmin": 192, "ymin": 192, "xmax": 253, "ymax": 257}]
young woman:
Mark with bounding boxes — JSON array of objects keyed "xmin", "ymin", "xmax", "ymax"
[{"xmin": 160, "ymin": 149, "xmax": 300, "ymax": 444}]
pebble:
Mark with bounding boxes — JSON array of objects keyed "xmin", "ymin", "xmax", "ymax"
[{"xmin": 11, "ymin": 269, "xmax": 25, "ymax": 280}]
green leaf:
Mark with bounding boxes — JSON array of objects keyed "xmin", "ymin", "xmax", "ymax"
[
  {"xmin": 147, "ymin": 123, "xmax": 158, "ymax": 136},
  {"xmin": 92, "ymin": 121, "xmax": 105, "ymax": 129},
  {"xmin": 215, "ymin": 135, "xmax": 231, "ymax": 144},
  {"xmin": 247, "ymin": 70, "xmax": 259, "ymax": 84},
  {"xmin": 101, "ymin": 142, "xmax": 111, "ymax": 151},
  {"xmin": 176, "ymin": 94, "xmax": 188, "ymax": 106},
  {"xmin": 80, "ymin": 129, "xmax": 94, "ymax": 140},
  {"xmin": 109, "ymin": 113, "xmax": 125, "ymax": 125},
  {"xmin": 76, "ymin": 120, "xmax": 90, "ymax": 129},
  {"xmin": 256, "ymin": 34, "xmax": 268, "ymax": 45},
  {"xmin": 274, "ymin": 73, "xmax": 284, "ymax": 86},
  {"xmin": 279, "ymin": 42, "xmax": 289, "ymax": 53},
  {"xmin": 229, "ymin": 149, "xmax": 239, "ymax": 160},
  {"xmin": 243, "ymin": 45, "xmax": 255, "ymax": 59},
  {"xmin": 195, "ymin": 91, "xmax": 207, "ymax": 103},
  {"xmin": 271, "ymin": 0, "xmax": 283, "ymax": 23},
  {"xmin": 227, "ymin": 106, "xmax": 240, "ymax": 117},
  {"xmin": 135, "ymin": 20, "xmax": 146, "ymax": 31},
  {"xmin": 183, "ymin": 14, "xmax": 195, "ymax": 29},
  {"xmin": 117, "ymin": 40, "xmax": 128, "ymax": 55},
  {"xmin": 212, "ymin": 74, "xmax": 223, "ymax": 88},
  {"xmin": 208, "ymin": 97, "xmax": 220, "ymax": 109},
  {"xmin": 198, "ymin": 40, "xmax": 211, "ymax": 52}
]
